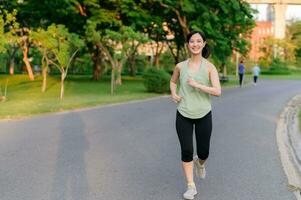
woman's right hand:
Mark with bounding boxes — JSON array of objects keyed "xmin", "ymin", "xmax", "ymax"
[{"xmin": 171, "ymin": 93, "xmax": 182, "ymax": 103}]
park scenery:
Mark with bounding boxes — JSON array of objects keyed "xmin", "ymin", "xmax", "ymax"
[{"xmin": 0, "ymin": 1, "xmax": 301, "ymax": 200}]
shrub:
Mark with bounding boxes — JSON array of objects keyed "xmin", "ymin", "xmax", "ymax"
[
  {"xmin": 159, "ymin": 51, "xmax": 175, "ymax": 72},
  {"xmin": 261, "ymin": 70, "xmax": 291, "ymax": 75},
  {"xmin": 261, "ymin": 58, "xmax": 291, "ymax": 75},
  {"xmin": 143, "ymin": 68, "xmax": 171, "ymax": 93}
]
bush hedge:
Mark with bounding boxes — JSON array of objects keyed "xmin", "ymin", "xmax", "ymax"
[
  {"xmin": 261, "ymin": 58, "xmax": 291, "ymax": 75},
  {"xmin": 143, "ymin": 68, "xmax": 171, "ymax": 93}
]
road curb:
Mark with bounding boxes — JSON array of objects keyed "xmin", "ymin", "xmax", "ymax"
[{"xmin": 276, "ymin": 94, "xmax": 301, "ymax": 200}]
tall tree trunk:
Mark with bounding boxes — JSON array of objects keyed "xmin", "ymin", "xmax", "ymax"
[
  {"xmin": 42, "ymin": 67, "xmax": 47, "ymax": 93},
  {"xmin": 41, "ymin": 52, "xmax": 49, "ymax": 93},
  {"xmin": 7, "ymin": 47, "xmax": 17, "ymax": 75},
  {"xmin": 128, "ymin": 44, "xmax": 140, "ymax": 76},
  {"xmin": 115, "ymin": 60, "xmax": 122, "ymax": 85},
  {"xmin": 222, "ymin": 63, "xmax": 227, "ymax": 77},
  {"xmin": 154, "ymin": 54, "xmax": 160, "ymax": 68},
  {"xmin": 111, "ymin": 64, "xmax": 115, "ymax": 95},
  {"xmin": 154, "ymin": 42, "xmax": 164, "ymax": 68},
  {"xmin": 58, "ymin": 49, "xmax": 78, "ymax": 99},
  {"xmin": 92, "ymin": 47, "xmax": 103, "ymax": 80},
  {"xmin": 23, "ymin": 46, "xmax": 34, "ymax": 80},
  {"xmin": 60, "ymin": 71, "xmax": 65, "ymax": 99},
  {"xmin": 167, "ymin": 42, "xmax": 180, "ymax": 65},
  {"xmin": 129, "ymin": 65, "xmax": 136, "ymax": 76},
  {"xmin": 128, "ymin": 55, "xmax": 136, "ymax": 76},
  {"xmin": 98, "ymin": 43, "xmax": 116, "ymax": 95},
  {"xmin": 92, "ymin": 62, "xmax": 101, "ymax": 80},
  {"xmin": 8, "ymin": 58, "xmax": 15, "ymax": 75},
  {"xmin": 131, "ymin": 43, "xmax": 141, "ymax": 75}
]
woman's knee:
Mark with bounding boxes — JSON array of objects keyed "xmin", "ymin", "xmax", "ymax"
[
  {"xmin": 197, "ymin": 151, "xmax": 209, "ymax": 160},
  {"xmin": 181, "ymin": 150, "xmax": 193, "ymax": 162}
]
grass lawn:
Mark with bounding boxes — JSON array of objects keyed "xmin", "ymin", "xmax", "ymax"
[
  {"xmin": 0, "ymin": 72, "xmax": 300, "ymax": 119},
  {"xmin": 0, "ymin": 74, "xmax": 161, "ymax": 119}
]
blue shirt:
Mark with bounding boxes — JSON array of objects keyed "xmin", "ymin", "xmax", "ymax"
[{"xmin": 238, "ymin": 63, "xmax": 245, "ymax": 74}]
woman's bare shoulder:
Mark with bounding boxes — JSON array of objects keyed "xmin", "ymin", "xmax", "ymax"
[
  {"xmin": 204, "ymin": 59, "xmax": 217, "ymax": 71},
  {"xmin": 175, "ymin": 60, "xmax": 188, "ymax": 70}
]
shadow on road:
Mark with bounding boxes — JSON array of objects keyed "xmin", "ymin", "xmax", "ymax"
[{"xmin": 51, "ymin": 113, "xmax": 89, "ymax": 200}]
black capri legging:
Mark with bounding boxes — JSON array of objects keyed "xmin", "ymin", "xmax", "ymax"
[{"xmin": 176, "ymin": 110, "xmax": 212, "ymax": 162}]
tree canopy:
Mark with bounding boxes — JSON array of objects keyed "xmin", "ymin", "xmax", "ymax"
[{"xmin": 0, "ymin": 0, "xmax": 258, "ymax": 77}]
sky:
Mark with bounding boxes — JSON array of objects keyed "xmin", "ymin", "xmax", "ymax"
[{"xmin": 251, "ymin": 4, "xmax": 301, "ymax": 21}]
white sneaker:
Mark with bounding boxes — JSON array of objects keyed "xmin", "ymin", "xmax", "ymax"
[
  {"xmin": 183, "ymin": 185, "xmax": 197, "ymax": 200},
  {"xmin": 194, "ymin": 156, "xmax": 206, "ymax": 179}
]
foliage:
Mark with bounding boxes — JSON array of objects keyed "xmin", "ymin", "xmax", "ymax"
[
  {"xmin": 123, "ymin": 54, "xmax": 148, "ymax": 75},
  {"xmin": 261, "ymin": 58, "xmax": 291, "ymax": 75},
  {"xmin": 0, "ymin": 13, "xmax": 6, "ymax": 53},
  {"xmin": 159, "ymin": 50, "xmax": 176, "ymax": 72},
  {"xmin": 31, "ymin": 24, "xmax": 83, "ymax": 71},
  {"xmin": 0, "ymin": 8, "xmax": 19, "ymax": 53},
  {"xmin": 259, "ymin": 21, "xmax": 301, "ymax": 67},
  {"xmin": 1, "ymin": 0, "xmax": 257, "ymax": 89},
  {"xmin": 287, "ymin": 21, "xmax": 301, "ymax": 65},
  {"xmin": 150, "ymin": 0, "xmax": 256, "ymax": 68},
  {"xmin": 5, "ymin": 0, "xmax": 84, "ymax": 32},
  {"xmin": 258, "ymin": 57, "xmax": 270, "ymax": 69},
  {"xmin": 104, "ymin": 26, "xmax": 149, "ymax": 68},
  {"xmin": 31, "ymin": 24, "xmax": 84, "ymax": 98},
  {"xmin": 143, "ymin": 68, "xmax": 170, "ymax": 93}
]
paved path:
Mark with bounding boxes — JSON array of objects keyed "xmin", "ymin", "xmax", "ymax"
[{"xmin": 0, "ymin": 80, "xmax": 300, "ymax": 200}]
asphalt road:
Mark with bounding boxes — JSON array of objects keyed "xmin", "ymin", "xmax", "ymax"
[{"xmin": 0, "ymin": 80, "xmax": 300, "ymax": 200}]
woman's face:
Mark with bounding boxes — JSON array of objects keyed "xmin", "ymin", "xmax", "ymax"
[{"xmin": 188, "ymin": 33, "xmax": 206, "ymax": 55}]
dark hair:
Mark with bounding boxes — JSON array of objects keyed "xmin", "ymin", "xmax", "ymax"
[{"xmin": 186, "ymin": 30, "xmax": 211, "ymax": 58}]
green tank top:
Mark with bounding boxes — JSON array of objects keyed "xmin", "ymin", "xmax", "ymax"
[{"xmin": 177, "ymin": 58, "xmax": 211, "ymax": 119}]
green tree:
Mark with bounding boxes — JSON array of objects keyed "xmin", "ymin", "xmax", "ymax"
[
  {"xmin": 83, "ymin": 0, "xmax": 122, "ymax": 80},
  {"xmin": 287, "ymin": 21, "xmax": 301, "ymax": 65},
  {"xmin": 0, "ymin": 8, "xmax": 22, "ymax": 75},
  {"xmin": 119, "ymin": 0, "xmax": 170, "ymax": 68},
  {"xmin": 0, "ymin": 11, "xmax": 8, "ymax": 53},
  {"xmin": 154, "ymin": 0, "xmax": 256, "ymax": 74},
  {"xmin": 3, "ymin": 0, "xmax": 257, "ymax": 79},
  {"xmin": 260, "ymin": 34, "xmax": 297, "ymax": 66},
  {"xmin": 85, "ymin": 20, "xmax": 118, "ymax": 94},
  {"xmin": 30, "ymin": 27, "xmax": 52, "ymax": 92},
  {"xmin": 3, "ymin": 0, "xmax": 87, "ymax": 76},
  {"xmin": 106, "ymin": 26, "xmax": 149, "ymax": 82},
  {"xmin": 32, "ymin": 24, "xmax": 83, "ymax": 98},
  {"xmin": 6, "ymin": 0, "xmax": 85, "ymax": 31},
  {"xmin": 10, "ymin": 0, "xmax": 123, "ymax": 80},
  {"xmin": 259, "ymin": 36, "xmax": 274, "ymax": 65}
]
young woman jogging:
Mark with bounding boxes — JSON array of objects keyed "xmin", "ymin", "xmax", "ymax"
[{"xmin": 170, "ymin": 30, "xmax": 221, "ymax": 200}]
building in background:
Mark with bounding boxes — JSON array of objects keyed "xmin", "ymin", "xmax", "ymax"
[
  {"xmin": 248, "ymin": 4, "xmax": 301, "ymax": 61},
  {"xmin": 249, "ymin": 21, "xmax": 273, "ymax": 61}
]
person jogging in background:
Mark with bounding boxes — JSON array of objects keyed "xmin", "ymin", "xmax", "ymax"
[
  {"xmin": 170, "ymin": 30, "xmax": 221, "ymax": 200},
  {"xmin": 238, "ymin": 60, "xmax": 245, "ymax": 87},
  {"xmin": 252, "ymin": 63, "xmax": 260, "ymax": 86}
]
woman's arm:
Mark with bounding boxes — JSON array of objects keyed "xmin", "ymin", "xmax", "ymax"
[
  {"xmin": 187, "ymin": 64, "xmax": 221, "ymax": 96},
  {"xmin": 170, "ymin": 65, "xmax": 182, "ymax": 103}
]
